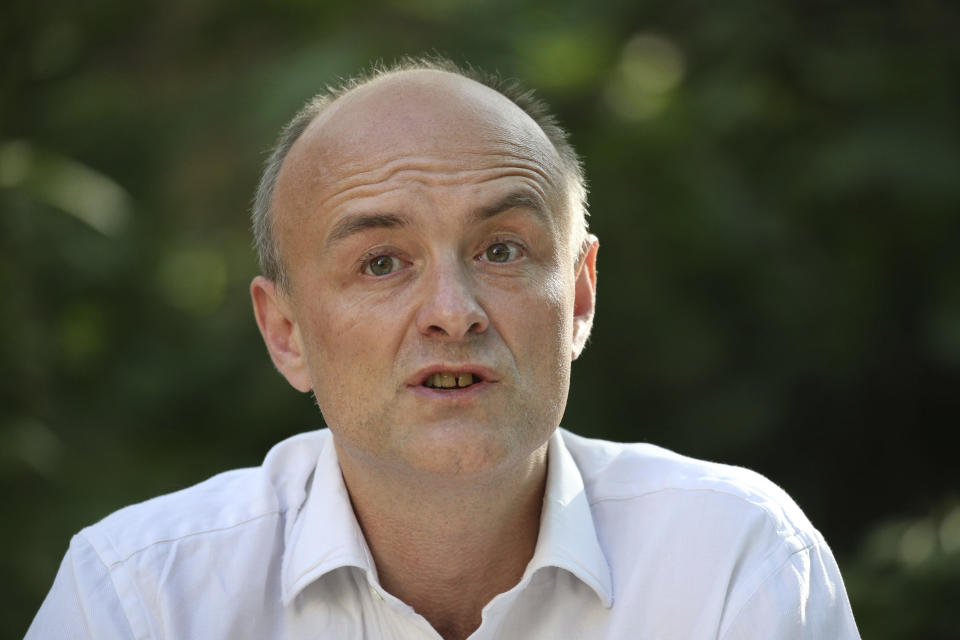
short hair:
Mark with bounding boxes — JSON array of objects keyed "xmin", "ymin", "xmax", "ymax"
[{"xmin": 251, "ymin": 56, "xmax": 588, "ymax": 291}]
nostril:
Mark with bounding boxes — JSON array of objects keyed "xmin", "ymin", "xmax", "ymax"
[{"xmin": 427, "ymin": 324, "xmax": 450, "ymax": 336}]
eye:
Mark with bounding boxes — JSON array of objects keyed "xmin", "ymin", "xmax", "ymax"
[
  {"xmin": 483, "ymin": 242, "xmax": 522, "ymax": 263},
  {"xmin": 363, "ymin": 254, "xmax": 403, "ymax": 276}
]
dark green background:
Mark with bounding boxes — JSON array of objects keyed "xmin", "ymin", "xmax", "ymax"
[{"xmin": 3, "ymin": 1, "xmax": 958, "ymax": 637}]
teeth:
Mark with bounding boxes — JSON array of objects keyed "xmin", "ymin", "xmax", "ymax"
[{"xmin": 424, "ymin": 372, "xmax": 477, "ymax": 389}]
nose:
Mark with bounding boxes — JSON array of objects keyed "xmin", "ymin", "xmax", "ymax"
[{"xmin": 415, "ymin": 258, "xmax": 489, "ymax": 339}]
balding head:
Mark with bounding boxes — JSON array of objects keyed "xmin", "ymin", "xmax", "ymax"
[{"xmin": 251, "ymin": 58, "xmax": 588, "ymax": 291}]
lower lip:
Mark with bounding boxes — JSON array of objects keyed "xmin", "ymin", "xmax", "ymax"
[{"xmin": 408, "ymin": 381, "xmax": 493, "ymax": 401}]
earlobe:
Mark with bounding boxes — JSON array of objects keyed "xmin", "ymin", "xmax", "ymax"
[
  {"xmin": 571, "ymin": 236, "xmax": 599, "ymax": 360},
  {"xmin": 250, "ymin": 276, "xmax": 312, "ymax": 392}
]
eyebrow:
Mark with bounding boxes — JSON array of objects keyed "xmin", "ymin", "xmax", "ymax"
[
  {"xmin": 323, "ymin": 190, "xmax": 549, "ymax": 248},
  {"xmin": 325, "ymin": 212, "xmax": 408, "ymax": 247},
  {"xmin": 472, "ymin": 191, "xmax": 549, "ymax": 225}
]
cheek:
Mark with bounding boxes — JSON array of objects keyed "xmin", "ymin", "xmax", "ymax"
[
  {"xmin": 540, "ymin": 269, "xmax": 575, "ymax": 347},
  {"xmin": 298, "ymin": 294, "xmax": 399, "ymax": 390},
  {"xmin": 509, "ymin": 276, "xmax": 575, "ymax": 426},
  {"xmin": 300, "ymin": 307, "xmax": 392, "ymax": 436},
  {"xmin": 503, "ymin": 270, "xmax": 574, "ymax": 370}
]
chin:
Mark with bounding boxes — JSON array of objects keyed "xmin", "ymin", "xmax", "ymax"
[
  {"xmin": 400, "ymin": 420, "xmax": 548, "ymax": 481},
  {"xmin": 399, "ymin": 424, "xmax": 516, "ymax": 478}
]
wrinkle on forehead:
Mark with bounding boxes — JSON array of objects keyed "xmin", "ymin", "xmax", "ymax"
[
  {"xmin": 317, "ymin": 155, "xmax": 556, "ymax": 213},
  {"xmin": 274, "ymin": 70, "xmax": 566, "ymax": 212}
]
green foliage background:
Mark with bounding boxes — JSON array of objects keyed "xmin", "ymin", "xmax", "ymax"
[{"xmin": 2, "ymin": 0, "xmax": 959, "ymax": 637}]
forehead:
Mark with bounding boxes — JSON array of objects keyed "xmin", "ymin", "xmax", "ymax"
[{"xmin": 273, "ymin": 70, "xmax": 566, "ymax": 223}]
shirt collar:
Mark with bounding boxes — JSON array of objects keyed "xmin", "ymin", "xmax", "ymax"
[
  {"xmin": 280, "ymin": 431, "xmax": 376, "ymax": 605},
  {"xmin": 281, "ymin": 428, "xmax": 613, "ymax": 608},
  {"xmin": 527, "ymin": 428, "xmax": 613, "ymax": 608}
]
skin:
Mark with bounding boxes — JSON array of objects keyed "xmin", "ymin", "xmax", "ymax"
[{"xmin": 251, "ymin": 69, "xmax": 598, "ymax": 639}]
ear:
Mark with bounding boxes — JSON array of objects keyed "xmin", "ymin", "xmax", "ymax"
[
  {"xmin": 571, "ymin": 235, "xmax": 599, "ymax": 360},
  {"xmin": 250, "ymin": 276, "xmax": 312, "ymax": 392}
]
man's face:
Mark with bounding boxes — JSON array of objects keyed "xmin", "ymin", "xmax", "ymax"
[{"xmin": 255, "ymin": 70, "xmax": 596, "ymax": 480}]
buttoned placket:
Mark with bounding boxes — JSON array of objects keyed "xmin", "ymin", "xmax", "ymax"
[{"xmin": 359, "ymin": 571, "xmax": 442, "ymax": 639}]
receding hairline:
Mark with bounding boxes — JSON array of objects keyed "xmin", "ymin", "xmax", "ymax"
[
  {"xmin": 251, "ymin": 57, "xmax": 589, "ymax": 292},
  {"xmin": 283, "ymin": 68, "xmax": 566, "ymax": 199},
  {"xmin": 298, "ymin": 67, "xmax": 553, "ymax": 144}
]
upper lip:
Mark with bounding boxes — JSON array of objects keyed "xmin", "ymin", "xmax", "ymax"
[{"xmin": 407, "ymin": 364, "xmax": 501, "ymax": 387}]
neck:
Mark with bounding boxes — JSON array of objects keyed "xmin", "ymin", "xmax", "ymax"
[{"xmin": 334, "ymin": 441, "xmax": 549, "ymax": 640}]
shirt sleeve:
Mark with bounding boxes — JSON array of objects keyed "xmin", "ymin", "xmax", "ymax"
[
  {"xmin": 26, "ymin": 534, "xmax": 138, "ymax": 640},
  {"xmin": 719, "ymin": 538, "xmax": 861, "ymax": 640}
]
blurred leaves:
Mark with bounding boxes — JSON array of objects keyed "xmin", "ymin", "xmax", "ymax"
[
  {"xmin": 605, "ymin": 33, "xmax": 685, "ymax": 120},
  {"xmin": 846, "ymin": 500, "xmax": 960, "ymax": 639},
  {"xmin": 156, "ymin": 246, "xmax": 228, "ymax": 315},
  {"xmin": 0, "ymin": 141, "xmax": 131, "ymax": 235},
  {"xmin": 2, "ymin": 0, "xmax": 959, "ymax": 637}
]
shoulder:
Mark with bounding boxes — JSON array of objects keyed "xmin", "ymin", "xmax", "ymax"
[
  {"xmin": 558, "ymin": 430, "xmax": 860, "ymax": 638},
  {"xmin": 79, "ymin": 429, "xmax": 332, "ymax": 568},
  {"xmin": 559, "ymin": 428, "xmax": 819, "ymax": 549},
  {"xmin": 30, "ymin": 430, "xmax": 334, "ymax": 639}
]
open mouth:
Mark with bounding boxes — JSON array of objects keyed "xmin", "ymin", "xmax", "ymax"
[{"xmin": 422, "ymin": 372, "xmax": 480, "ymax": 389}]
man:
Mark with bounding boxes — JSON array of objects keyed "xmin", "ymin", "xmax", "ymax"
[{"xmin": 28, "ymin": 58, "xmax": 860, "ymax": 639}]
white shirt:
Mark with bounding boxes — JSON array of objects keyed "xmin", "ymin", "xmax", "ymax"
[{"xmin": 27, "ymin": 428, "xmax": 860, "ymax": 639}]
